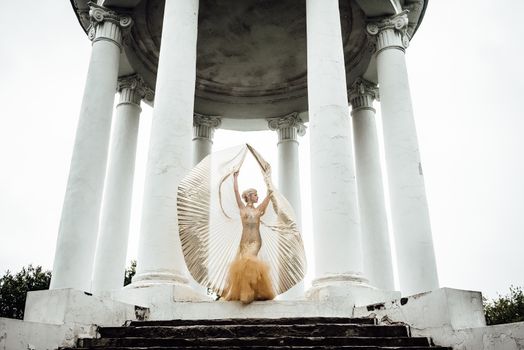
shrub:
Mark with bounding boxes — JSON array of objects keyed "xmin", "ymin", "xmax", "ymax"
[{"xmin": 484, "ymin": 285, "xmax": 524, "ymax": 325}]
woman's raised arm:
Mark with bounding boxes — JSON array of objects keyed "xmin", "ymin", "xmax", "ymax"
[
  {"xmin": 233, "ymin": 171, "xmax": 245, "ymax": 209},
  {"xmin": 258, "ymin": 189, "xmax": 273, "ymax": 215}
]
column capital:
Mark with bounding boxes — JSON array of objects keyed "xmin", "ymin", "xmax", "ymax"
[
  {"xmin": 267, "ymin": 112, "xmax": 307, "ymax": 143},
  {"xmin": 366, "ymin": 10, "xmax": 410, "ymax": 53},
  {"xmin": 87, "ymin": 2, "xmax": 133, "ymax": 48},
  {"xmin": 349, "ymin": 78, "xmax": 379, "ymax": 113},
  {"xmin": 193, "ymin": 113, "xmax": 221, "ymax": 141},
  {"xmin": 117, "ymin": 74, "xmax": 154, "ymax": 107}
]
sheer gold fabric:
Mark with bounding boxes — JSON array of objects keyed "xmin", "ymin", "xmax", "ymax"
[{"xmin": 177, "ymin": 144, "xmax": 307, "ymax": 296}]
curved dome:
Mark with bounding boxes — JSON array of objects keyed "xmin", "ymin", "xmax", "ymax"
[
  {"xmin": 126, "ymin": 0, "xmax": 370, "ymax": 119},
  {"xmin": 70, "ymin": 0, "xmax": 427, "ymax": 125}
]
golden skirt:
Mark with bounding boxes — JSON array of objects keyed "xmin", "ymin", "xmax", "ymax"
[{"xmin": 223, "ymin": 255, "xmax": 276, "ymax": 304}]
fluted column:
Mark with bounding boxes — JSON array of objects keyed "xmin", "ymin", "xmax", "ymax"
[
  {"xmin": 192, "ymin": 114, "xmax": 221, "ymax": 166},
  {"xmin": 133, "ymin": 0, "xmax": 200, "ymax": 291},
  {"xmin": 349, "ymin": 79, "xmax": 394, "ymax": 291},
  {"xmin": 306, "ymin": 0, "xmax": 366, "ymax": 297},
  {"xmin": 367, "ymin": 12, "xmax": 439, "ymax": 295},
  {"xmin": 92, "ymin": 75, "xmax": 153, "ymax": 294},
  {"xmin": 267, "ymin": 112, "xmax": 306, "ymax": 227},
  {"xmin": 50, "ymin": 4, "xmax": 132, "ymax": 291}
]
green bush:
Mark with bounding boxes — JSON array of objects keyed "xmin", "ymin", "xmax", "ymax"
[
  {"xmin": 484, "ymin": 286, "xmax": 524, "ymax": 325},
  {"xmin": 0, "ymin": 265, "xmax": 51, "ymax": 320}
]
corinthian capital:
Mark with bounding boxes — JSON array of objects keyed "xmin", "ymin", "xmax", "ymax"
[
  {"xmin": 117, "ymin": 74, "xmax": 154, "ymax": 106},
  {"xmin": 193, "ymin": 114, "xmax": 221, "ymax": 129},
  {"xmin": 366, "ymin": 10, "xmax": 410, "ymax": 53},
  {"xmin": 349, "ymin": 78, "xmax": 379, "ymax": 112},
  {"xmin": 267, "ymin": 112, "xmax": 306, "ymax": 143},
  {"xmin": 193, "ymin": 113, "xmax": 221, "ymax": 141},
  {"xmin": 87, "ymin": 2, "xmax": 133, "ymax": 47}
]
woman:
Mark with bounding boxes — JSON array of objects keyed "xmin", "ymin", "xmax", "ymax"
[{"xmin": 222, "ymin": 170, "xmax": 276, "ymax": 304}]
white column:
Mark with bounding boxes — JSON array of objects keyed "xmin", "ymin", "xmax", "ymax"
[
  {"xmin": 132, "ymin": 0, "xmax": 201, "ymax": 292},
  {"xmin": 367, "ymin": 12, "xmax": 439, "ymax": 295},
  {"xmin": 50, "ymin": 4, "xmax": 132, "ymax": 291},
  {"xmin": 349, "ymin": 79, "xmax": 394, "ymax": 291},
  {"xmin": 306, "ymin": 0, "xmax": 366, "ymax": 296},
  {"xmin": 192, "ymin": 114, "xmax": 221, "ymax": 166},
  {"xmin": 268, "ymin": 112, "xmax": 306, "ymax": 300},
  {"xmin": 267, "ymin": 112, "xmax": 306, "ymax": 227},
  {"xmin": 92, "ymin": 75, "xmax": 153, "ymax": 294}
]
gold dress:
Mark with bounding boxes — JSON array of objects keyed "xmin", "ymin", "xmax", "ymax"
[
  {"xmin": 177, "ymin": 144, "xmax": 306, "ymax": 301},
  {"xmin": 223, "ymin": 207, "xmax": 276, "ymax": 303}
]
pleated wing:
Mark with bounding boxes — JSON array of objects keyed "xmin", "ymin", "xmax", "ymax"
[{"xmin": 177, "ymin": 144, "xmax": 307, "ymax": 296}]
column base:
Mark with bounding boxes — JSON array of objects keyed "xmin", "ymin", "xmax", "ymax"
[
  {"xmin": 114, "ymin": 270, "xmax": 212, "ymax": 307},
  {"xmin": 306, "ymin": 273, "xmax": 400, "ymax": 307}
]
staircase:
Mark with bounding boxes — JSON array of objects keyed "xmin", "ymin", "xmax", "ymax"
[{"xmin": 64, "ymin": 317, "xmax": 450, "ymax": 349}]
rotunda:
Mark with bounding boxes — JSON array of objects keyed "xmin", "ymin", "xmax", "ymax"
[{"xmin": 50, "ymin": 0, "xmax": 438, "ymax": 305}]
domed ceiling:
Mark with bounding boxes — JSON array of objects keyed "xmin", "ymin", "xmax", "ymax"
[
  {"xmin": 125, "ymin": 0, "xmax": 371, "ymax": 119},
  {"xmin": 71, "ymin": 0, "xmax": 427, "ymax": 124}
]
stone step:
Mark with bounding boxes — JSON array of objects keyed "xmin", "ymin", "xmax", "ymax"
[
  {"xmin": 68, "ymin": 347, "xmax": 450, "ymax": 350},
  {"xmin": 99, "ymin": 324, "xmax": 408, "ymax": 339},
  {"xmin": 78, "ymin": 336, "xmax": 433, "ymax": 348},
  {"xmin": 126, "ymin": 317, "xmax": 376, "ymax": 327}
]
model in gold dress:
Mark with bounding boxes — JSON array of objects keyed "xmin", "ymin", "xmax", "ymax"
[{"xmin": 222, "ymin": 170, "xmax": 276, "ymax": 304}]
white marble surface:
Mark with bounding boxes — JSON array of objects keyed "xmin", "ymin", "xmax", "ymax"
[
  {"xmin": 92, "ymin": 87, "xmax": 141, "ymax": 294},
  {"xmin": 50, "ymin": 18, "xmax": 123, "ymax": 292},
  {"xmin": 351, "ymin": 85, "xmax": 394, "ymax": 291},
  {"xmin": 133, "ymin": 0, "xmax": 200, "ymax": 287},
  {"xmin": 374, "ymin": 24, "xmax": 439, "ymax": 295},
  {"xmin": 306, "ymin": 0, "xmax": 364, "ymax": 283}
]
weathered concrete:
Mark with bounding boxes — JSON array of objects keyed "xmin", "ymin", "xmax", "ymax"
[
  {"xmin": 50, "ymin": 6, "xmax": 130, "ymax": 292},
  {"xmin": 24, "ymin": 289, "xmax": 138, "ymax": 326},
  {"xmin": 131, "ymin": 0, "xmax": 204, "ymax": 302},
  {"xmin": 0, "ymin": 317, "xmax": 96, "ymax": 350},
  {"xmin": 306, "ymin": 0, "xmax": 365, "ymax": 302}
]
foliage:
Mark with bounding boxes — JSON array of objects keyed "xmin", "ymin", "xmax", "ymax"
[
  {"xmin": 0, "ymin": 264, "xmax": 51, "ymax": 320},
  {"xmin": 484, "ymin": 285, "xmax": 524, "ymax": 325},
  {"xmin": 124, "ymin": 260, "xmax": 136, "ymax": 286}
]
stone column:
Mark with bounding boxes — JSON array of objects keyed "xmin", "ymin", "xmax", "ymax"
[
  {"xmin": 305, "ymin": 0, "xmax": 366, "ymax": 299},
  {"xmin": 50, "ymin": 4, "xmax": 132, "ymax": 291},
  {"xmin": 132, "ymin": 0, "xmax": 202, "ymax": 298},
  {"xmin": 367, "ymin": 12, "xmax": 439, "ymax": 295},
  {"xmin": 92, "ymin": 75, "xmax": 153, "ymax": 295},
  {"xmin": 192, "ymin": 114, "xmax": 221, "ymax": 166},
  {"xmin": 349, "ymin": 79, "xmax": 394, "ymax": 291},
  {"xmin": 267, "ymin": 112, "xmax": 306, "ymax": 227},
  {"xmin": 268, "ymin": 112, "xmax": 306, "ymax": 300}
]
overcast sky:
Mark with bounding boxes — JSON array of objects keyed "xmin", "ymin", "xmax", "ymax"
[{"xmin": 0, "ymin": 0, "xmax": 523, "ymax": 300}]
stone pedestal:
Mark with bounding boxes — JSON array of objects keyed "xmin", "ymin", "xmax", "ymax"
[{"xmin": 23, "ymin": 289, "xmax": 139, "ymax": 326}]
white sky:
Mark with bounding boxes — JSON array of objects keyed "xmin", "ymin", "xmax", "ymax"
[{"xmin": 1, "ymin": 0, "xmax": 523, "ymax": 300}]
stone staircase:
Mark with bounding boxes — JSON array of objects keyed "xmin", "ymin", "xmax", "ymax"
[{"xmin": 63, "ymin": 317, "xmax": 450, "ymax": 349}]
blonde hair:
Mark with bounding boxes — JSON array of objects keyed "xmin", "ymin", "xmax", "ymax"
[{"xmin": 241, "ymin": 188, "xmax": 257, "ymax": 203}]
